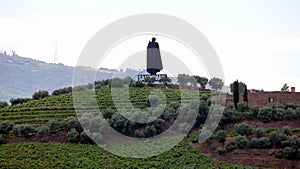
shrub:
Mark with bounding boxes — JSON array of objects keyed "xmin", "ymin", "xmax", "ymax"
[
  {"xmin": 36, "ymin": 126, "xmax": 50, "ymax": 136},
  {"xmin": 234, "ymin": 123, "xmax": 253, "ymax": 136},
  {"xmin": 237, "ymin": 102, "xmax": 249, "ymax": 112},
  {"xmin": 221, "ymin": 108, "xmax": 241, "ymax": 123},
  {"xmin": 0, "ymin": 101, "xmax": 8, "ymax": 108},
  {"xmin": 235, "ymin": 135, "xmax": 249, "ymax": 149},
  {"xmin": 282, "ymin": 146, "xmax": 300, "ymax": 159},
  {"xmin": 0, "ymin": 135, "xmax": 5, "ymax": 145},
  {"xmin": 80, "ymin": 131, "xmax": 94, "ymax": 144},
  {"xmin": 62, "ymin": 117, "xmax": 83, "ymax": 133},
  {"xmin": 257, "ymin": 137, "xmax": 272, "ymax": 148},
  {"xmin": 134, "ymin": 130, "xmax": 145, "ymax": 138},
  {"xmin": 224, "ymin": 141, "xmax": 236, "ymax": 153},
  {"xmin": 285, "ymin": 135, "xmax": 300, "ymax": 149},
  {"xmin": 102, "ymin": 109, "xmax": 115, "ymax": 119},
  {"xmin": 270, "ymin": 130, "xmax": 286, "ymax": 147},
  {"xmin": 295, "ymin": 107, "xmax": 300, "ymax": 118},
  {"xmin": 217, "ymin": 147, "xmax": 226, "ymax": 155},
  {"xmin": 51, "ymin": 87, "xmax": 72, "ymax": 96},
  {"xmin": 255, "ymin": 128, "xmax": 265, "ymax": 137},
  {"xmin": 286, "ymin": 103, "xmax": 296, "ymax": 109},
  {"xmin": 244, "ymin": 111, "xmax": 254, "ymax": 120},
  {"xmin": 10, "ymin": 98, "xmax": 31, "ymax": 106},
  {"xmin": 32, "ymin": 90, "xmax": 49, "ymax": 100},
  {"xmin": 250, "ymin": 105, "xmax": 260, "ymax": 117},
  {"xmin": 284, "ymin": 108, "xmax": 296, "ymax": 120},
  {"xmin": 282, "ymin": 126, "xmax": 291, "ymax": 135},
  {"xmin": 215, "ymin": 130, "xmax": 226, "ymax": 142},
  {"xmin": 66, "ymin": 128, "xmax": 79, "ymax": 143},
  {"xmin": 145, "ymin": 125, "xmax": 157, "ymax": 137},
  {"xmin": 146, "ymin": 96, "xmax": 159, "ymax": 107},
  {"xmin": 200, "ymin": 94, "xmax": 209, "ymax": 101},
  {"xmin": 133, "ymin": 81, "xmax": 144, "ymax": 88},
  {"xmin": 257, "ymin": 106, "xmax": 272, "ymax": 123},
  {"xmin": 178, "ymin": 123, "xmax": 190, "ymax": 133},
  {"xmin": 273, "ymin": 108, "xmax": 285, "ymax": 121},
  {"xmin": 0, "ymin": 121, "xmax": 14, "ymax": 135},
  {"xmin": 48, "ymin": 120, "xmax": 61, "ymax": 131},
  {"xmin": 13, "ymin": 124, "xmax": 35, "ymax": 137},
  {"xmin": 283, "ymin": 147, "xmax": 294, "ymax": 159},
  {"xmin": 250, "ymin": 138, "xmax": 259, "ymax": 148}
]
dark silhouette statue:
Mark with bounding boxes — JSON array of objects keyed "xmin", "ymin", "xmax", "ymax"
[{"xmin": 147, "ymin": 37, "xmax": 163, "ymax": 75}]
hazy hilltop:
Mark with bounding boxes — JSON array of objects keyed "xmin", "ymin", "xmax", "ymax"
[{"xmin": 0, "ymin": 53, "xmax": 137, "ymax": 101}]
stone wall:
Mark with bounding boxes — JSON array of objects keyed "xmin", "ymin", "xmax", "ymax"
[{"xmin": 226, "ymin": 91, "xmax": 300, "ymax": 106}]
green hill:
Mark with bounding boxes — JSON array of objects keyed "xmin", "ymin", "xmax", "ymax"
[{"xmin": 0, "ymin": 53, "xmax": 137, "ymax": 101}]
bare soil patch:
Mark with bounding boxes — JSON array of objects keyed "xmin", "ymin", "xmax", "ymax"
[{"xmin": 5, "ymin": 130, "xmax": 68, "ymax": 144}]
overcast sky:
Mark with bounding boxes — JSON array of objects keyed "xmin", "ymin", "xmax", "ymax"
[{"xmin": 1, "ymin": 0, "xmax": 300, "ymax": 91}]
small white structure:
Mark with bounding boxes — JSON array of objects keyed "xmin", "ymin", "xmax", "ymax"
[{"xmin": 137, "ymin": 70, "xmax": 167, "ymax": 82}]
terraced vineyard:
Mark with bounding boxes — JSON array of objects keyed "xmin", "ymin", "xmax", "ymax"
[
  {"xmin": 0, "ymin": 87, "xmax": 204, "ymax": 126},
  {"xmin": 0, "ymin": 140, "xmax": 254, "ymax": 169},
  {"xmin": 0, "ymin": 87, "xmax": 258, "ymax": 168}
]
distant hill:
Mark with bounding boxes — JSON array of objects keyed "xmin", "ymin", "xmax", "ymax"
[{"xmin": 0, "ymin": 53, "xmax": 138, "ymax": 101}]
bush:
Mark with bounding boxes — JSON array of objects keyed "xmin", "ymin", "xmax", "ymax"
[
  {"xmin": 36, "ymin": 126, "xmax": 50, "ymax": 136},
  {"xmin": 275, "ymin": 151, "xmax": 283, "ymax": 159},
  {"xmin": 235, "ymin": 135, "xmax": 249, "ymax": 149},
  {"xmin": 273, "ymin": 108, "xmax": 285, "ymax": 121},
  {"xmin": 250, "ymin": 138, "xmax": 259, "ymax": 148},
  {"xmin": 80, "ymin": 131, "xmax": 94, "ymax": 144},
  {"xmin": 134, "ymin": 130, "xmax": 145, "ymax": 138},
  {"xmin": 62, "ymin": 117, "xmax": 83, "ymax": 133},
  {"xmin": 295, "ymin": 107, "xmax": 300, "ymax": 118},
  {"xmin": 250, "ymin": 105, "xmax": 260, "ymax": 117},
  {"xmin": 285, "ymin": 108, "xmax": 296, "ymax": 120},
  {"xmin": 224, "ymin": 141, "xmax": 236, "ymax": 153},
  {"xmin": 0, "ymin": 135, "xmax": 5, "ymax": 145},
  {"xmin": 32, "ymin": 90, "xmax": 49, "ymax": 100},
  {"xmin": 286, "ymin": 103, "xmax": 296, "ymax": 109},
  {"xmin": 66, "ymin": 128, "xmax": 79, "ymax": 143},
  {"xmin": 0, "ymin": 121, "xmax": 14, "ymax": 135},
  {"xmin": 282, "ymin": 146, "xmax": 300, "ymax": 160},
  {"xmin": 10, "ymin": 98, "xmax": 31, "ymax": 106},
  {"xmin": 270, "ymin": 130, "xmax": 286, "ymax": 147},
  {"xmin": 282, "ymin": 126, "xmax": 291, "ymax": 135},
  {"xmin": 0, "ymin": 101, "xmax": 8, "ymax": 108},
  {"xmin": 244, "ymin": 111, "xmax": 254, "ymax": 120},
  {"xmin": 255, "ymin": 128, "xmax": 265, "ymax": 137},
  {"xmin": 237, "ymin": 102, "xmax": 249, "ymax": 112},
  {"xmin": 257, "ymin": 106, "xmax": 272, "ymax": 123},
  {"xmin": 217, "ymin": 147, "xmax": 226, "ymax": 155},
  {"xmin": 215, "ymin": 130, "xmax": 226, "ymax": 142},
  {"xmin": 48, "ymin": 120, "xmax": 62, "ymax": 131},
  {"xmin": 234, "ymin": 123, "xmax": 253, "ymax": 136},
  {"xmin": 188, "ymin": 133, "xmax": 198, "ymax": 143},
  {"xmin": 133, "ymin": 81, "xmax": 144, "ymax": 88},
  {"xmin": 221, "ymin": 108, "xmax": 241, "ymax": 123},
  {"xmin": 145, "ymin": 125, "xmax": 157, "ymax": 137},
  {"xmin": 51, "ymin": 87, "xmax": 72, "ymax": 96},
  {"xmin": 13, "ymin": 124, "xmax": 35, "ymax": 137},
  {"xmin": 102, "ymin": 109, "xmax": 115, "ymax": 119},
  {"xmin": 285, "ymin": 135, "xmax": 300, "ymax": 149},
  {"xmin": 146, "ymin": 95, "xmax": 159, "ymax": 107},
  {"xmin": 257, "ymin": 137, "xmax": 272, "ymax": 148}
]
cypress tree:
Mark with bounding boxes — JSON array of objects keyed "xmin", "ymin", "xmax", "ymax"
[
  {"xmin": 233, "ymin": 80, "xmax": 239, "ymax": 109},
  {"xmin": 243, "ymin": 84, "xmax": 248, "ymax": 103}
]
